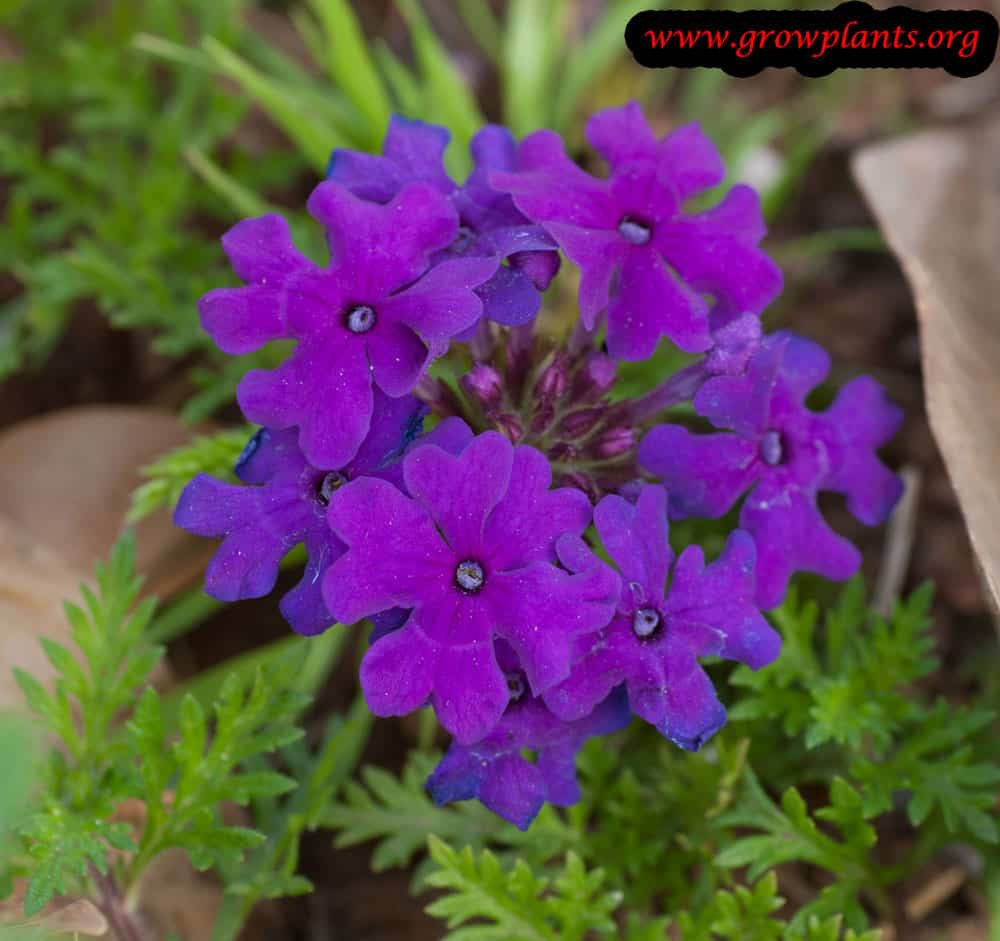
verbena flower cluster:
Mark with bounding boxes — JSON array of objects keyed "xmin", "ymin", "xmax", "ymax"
[{"xmin": 177, "ymin": 102, "xmax": 903, "ymax": 830}]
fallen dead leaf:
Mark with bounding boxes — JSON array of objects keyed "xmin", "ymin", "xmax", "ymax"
[
  {"xmin": 0, "ymin": 515, "xmax": 100, "ymax": 709},
  {"xmin": 853, "ymin": 115, "xmax": 1000, "ymax": 616},
  {"xmin": 0, "ymin": 880, "xmax": 108, "ymax": 936},
  {"xmin": 0, "ymin": 405, "xmax": 214, "ymax": 599}
]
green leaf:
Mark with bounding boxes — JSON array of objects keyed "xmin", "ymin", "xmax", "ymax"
[
  {"xmin": 306, "ymin": 0, "xmax": 391, "ymax": 146},
  {"xmin": 201, "ymin": 37, "xmax": 338, "ymax": 172}
]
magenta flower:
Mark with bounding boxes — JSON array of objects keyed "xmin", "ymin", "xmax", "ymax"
[
  {"xmin": 427, "ymin": 642, "xmax": 630, "ymax": 829},
  {"xmin": 322, "ymin": 432, "xmax": 620, "ymax": 744},
  {"xmin": 639, "ymin": 332, "xmax": 904, "ymax": 608},
  {"xmin": 327, "ymin": 116, "xmax": 559, "ymax": 331},
  {"xmin": 492, "ymin": 101, "xmax": 782, "ymax": 361},
  {"xmin": 544, "ymin": 484, "xmax": 779, "ymax": 751},
  {"xmin": 199, "ymin": 182, "xmax": 497, "ymax": 468}
]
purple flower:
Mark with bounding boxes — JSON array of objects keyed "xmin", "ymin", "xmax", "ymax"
[
  {"xmin": 491, "ymin": 101, "xmax": 782, "ymax": 361},
  {"xmin": 639, "ymin": 332, "xmax": 904, "ymax": 608},
  {"xmin": 322, "ymin": 432, "xmax": 621, "ymax": 744},
  {"xmin": 174, "ymin": 396, "xmax": 474, "ymax": 636},
  {"xmin": 545, "ymin": 484, "xmax": 779, "ymax": 751},
  {"xmin": 199, "ymin": 182, "xmax": 497, "ymax": 468},
  {"xmin": 427, "ymin": 643, "xmax": 631, "ymax": 830},
  {"xmin": 327, "ymin": 115, "xmax": 559, "ymax": 332},
  {"xmin": 174, "ymin": 391, "xmax": 428, "ymax": 635}
]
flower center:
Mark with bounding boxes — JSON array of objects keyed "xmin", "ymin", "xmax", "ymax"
[
  {"xmin": 316, "ymin": 471, "xmax": 347, "ymax": 506},
  {"xmin": 454, "ymin": 559, "xmax": 486, "ymax": 594},
  {"xmin": 345, "ymin": 304, "xmax": 376, "ymax": 334},
  {"xmin": 760, "ymin": 430, "xmax": 783, "ymax": 466},
  {"xmin": 618, "ymin": 216, "xmax": 652, "ymax": 245},
  {"xmin": 505, "ymin": 671, "xmax": 527, "ymax": 704},
  {"xmin": 452, "ymin": 225, "xmax": 474, "ymax": 253},
  {"xmin": 632, "ymin": 606, "xmax": 662, "ymax": 640}
]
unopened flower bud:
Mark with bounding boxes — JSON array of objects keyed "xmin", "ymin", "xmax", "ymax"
[
  {"xmin": 530, "ymin": 403, "xmax": 555, "ymax": 435},
  {"xmin": 591, "ymin": 426, "xmax": 635, "ymax": 459},
  {"xmin": 495, "ymin": 413, "xmax": 524, "ymax": 444},
  {"xmin": 556, "ymin": 471, "xmax": 600, "ymax": 502},
  {"xmin": 558, "ymin": 407, "xmax": 604, "ymax": 439},
  {"xmin": 533, "ymin": 354, "xmax": 570, "ymax": 407},
  {"xmin": 548, "ymin": 442, "xmax": 580, "ymax": 463},
  {"xmin": 461, "ymin": 363, "xmax": 503, "ymax": 410},
  {"xmin": 573, "ymin": 352, "xmax": 617, "ymax": 401}
]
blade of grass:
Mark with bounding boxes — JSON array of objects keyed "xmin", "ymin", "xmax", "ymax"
[
  {"xmin": 457, "ymin": 0, "xmax": 502, "ymax": 63},
  {"xmin": 394, "ymin": 0, "xmax": 485, "ymax": 177},
  {"xmin": 202, "ymin": 36, "xmax": 339, "ymax": 172},
  {"xmin": 501, "ymin": 0, "xmax": 567, "ymax": 135},
  {"xmin": 306, "ymin": 0, "xmax": 391, "ymax": 147},
  {"xmin": 184, "ymin": 146, "xmax": 272, "ymax": 218},
  {"xmin": 552, "ymin": 0, "xmax": 648, "ymax": 135},
  {"xmin": 373, "ymin": 40, "xmax": 424, "ymax": 118}
]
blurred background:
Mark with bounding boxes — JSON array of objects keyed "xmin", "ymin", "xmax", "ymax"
[{"xmin": 1, "ymin": 0, "xmax": 999, "ymax": 937}]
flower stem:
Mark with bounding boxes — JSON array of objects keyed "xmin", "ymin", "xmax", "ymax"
[{"xmin": 624, "ymin": 363, "xmax": 705, "ymax": 424}]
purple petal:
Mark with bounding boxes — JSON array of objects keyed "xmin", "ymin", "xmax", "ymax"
[
  {"xmin": 199, "ymin": 286, "xmax": 289, "ymax": 355},
  {"xmin": 325, "ymin": 149, "xmax": 403, "ymax": 203},
  {"xmin": 473, "ymin": 265, "xmax": 541, "ymax": 327},
  {"xmin": 279, "ymin": 532, "xmax": 343, "ymax": 636},
  {"xmin": 345, "ymin": 388, "xmax": 427, "ymax": 477},
  {"xmin": 219, "ymin": 213, "xmax": 311, "ymax": 284},
  {"xmin": 593, "ymin": 486, "xmax": 672, "ymax": 598},
  {"xmin": 307, "ymin": 181, "xmax": 457, "ymax": 294},
  {"xmin": 658, "ymin": 654, "xmax": 727, "ymax": 751},
  {"xmin": 433, "ymin": 631, "xmax": 509, "ymax": 744},
  {"xmin": 382, "ymin": 115, "xmax": 454, "ymax": 194},
  {"xmin": 821, "ymin": 376, "xmax": 904, "ymax": 525},
  {"xmin": 605, "ymin": 247, "xmax": 712, "ymax": 359},
  {"xmin": 693, "ymin": 337, "xmax": 786, "ymax": 436},
  {"xmin": 487, "ymin": 562, "xmax": 620, "ymax": 695},
  {"xmin": 483, "ymin": 446, "xmax": 592, "ymax": 571},
  {"xmin": 323, "ymin": 477, "xmax": 448, "ymax": 623},
  {"xmin": 234, "ymin": 428, "xmax": 304, "ymax": 485},
  {"xmin": 237, "ymin": 335, "xmax": 373, "ymax": 469},
  {"xmin": 369, "ymin": 607, "xmax": 411, "ymax": 642},
  {"xmin": 741, "ymin": 481, "xmax": 861, "ymax": 609},
  {"xmin": 382, "ymin": 256, "xmax": 496, "ymax": 341},
  {"xmin": 510, "ymin": 248, "xmax": 560, "ymax": 291},
  {"xmin": 655, "ymin": 206, "xmax": 782, "ymax": 319},
  {"xmin": 666, "ymin": 531, "xmax": 780, "ymax": 670},
  {"xmin": 469, "ymin": 124, "xmax": 517, "ymax": 173},
  {"xmin": 403, "ymin": 432, "xmax": 513, "ymax": 557},
  {"xmin": 585, "ymin": 101, "xmax": 659, "ymax": 168},
  {"xmin": 543, "ymin": 619, "xmax": 635, "ymax": 722},
  {"xmin": 655, "ymin": 122, "xmax": 727, "ymax": 203},
  {"xmin": 359, "ymin": 617, "xmax": 438, "ymax": 717},
  {"xmin": 543, "ymin": 223, "xmax": 624, "ymax": 328},
  {"xmin": 638, "ymin": 425, "xmax": 759, "ymax": 519},
  {"xmin": 479, "ymin": 754, "xmax": 546, "ymax": 831},
  {"xmin": 368, "ymin": 321, "xmax": 432, "ymax": 397},
  {"xmin": 492, "ymin": 130, "xmax": 617, "ymax": 229}
]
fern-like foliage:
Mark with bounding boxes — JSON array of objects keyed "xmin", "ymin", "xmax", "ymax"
[
  {"xmin": 5, "ymin": 533, "xmax": 364, "ymax": 936},
  {"xmin": 424, "ymin": 837, "xmax": 620, "ymax": 941},
  {"xmin": 730, "ymin": 578, "xmax": 1000, "ymax": 845}
]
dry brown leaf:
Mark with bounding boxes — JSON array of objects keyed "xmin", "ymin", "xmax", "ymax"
[
  {"xmin": 0, "ymin": 880, "xmax": 108, "ymax": 936},
  {"xmin": 0, "ymin": 515, "xmax": 96, "ymax": 708},
  {"xmin": 853, "ymin": 116, "xmax": 1000, "ymax": 614},
  {"xmin": 0, "ymin": 405, "xmax": 214, "ymax": 599}
]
